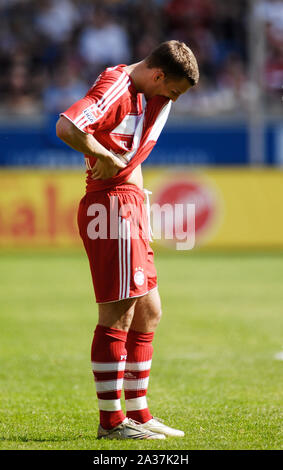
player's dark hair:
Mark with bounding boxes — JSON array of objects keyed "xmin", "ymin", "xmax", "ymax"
[{"xmin": 145, "ymin": 40, "xmax": 199, "ymax": 86}]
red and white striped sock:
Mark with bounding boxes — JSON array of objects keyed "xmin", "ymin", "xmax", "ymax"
[
  {"xmin": 124, "ymin": 329, "xmax": 154, "ymax": 423},
  {"xmin": 91, "ymin": 324, "xmax": 127, "ymax": 430}
]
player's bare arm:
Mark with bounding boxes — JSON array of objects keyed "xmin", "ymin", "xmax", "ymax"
[{"xmin": 56, "ymin": 115, "xmax": 126, "ymax": 179}]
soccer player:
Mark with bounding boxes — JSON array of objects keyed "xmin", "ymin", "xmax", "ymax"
[{"xmin": 56, "ymin": 40, "xmax": 199, "ymax": 440}]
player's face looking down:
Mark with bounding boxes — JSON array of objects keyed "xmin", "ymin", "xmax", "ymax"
[{"xmin": 147, "ymin": 70, "xmax": 192, "ymax": 101}]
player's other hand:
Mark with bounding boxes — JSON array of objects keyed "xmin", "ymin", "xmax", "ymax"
[{"xmin": 91, "ymin": 154, "xmax": 127, "ymax": 180}]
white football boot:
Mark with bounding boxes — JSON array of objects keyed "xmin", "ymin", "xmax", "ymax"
[
  {"xmin": 140, "ymin": 417, "xmax": 185, "ymax": 437},
  {"xmin": 97, "ymin": 418, "xmax": 166, "ymax": 440}
]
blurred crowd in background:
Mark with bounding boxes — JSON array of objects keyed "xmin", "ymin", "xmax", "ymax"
[{"xmin": 0, "ymin": 0, "xmax": 282, "ymax": 118}]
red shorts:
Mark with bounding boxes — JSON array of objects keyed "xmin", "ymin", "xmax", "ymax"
[{"xmin": 77, "ymin": 185, "xmax": 157, "ymax": 303}]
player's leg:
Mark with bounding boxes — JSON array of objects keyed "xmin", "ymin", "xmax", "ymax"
[
  {"xmin": 91, "ymin": 298, "xmax": 135, "ymax": 432},
  {"xmin": 92, "ymin": 298, "xmax": 165, "ymax": 439},
  {"xmin": 129, "ymin": 286, "xmax": 162, "ymax": 333},
  {"xmin": 98, "ymin": 297, "xmax": 136, "ymax": 331},
  {"xmin": 79, "ymin": 188, "xmax": 165, "ymax": 439},
  {"xmin": 124, "ymin": 287, "xmax": 161, "ymax": 422},
  {"xmin": 124, "ymin": 288, "xmax": 185, "ymax": 437}
]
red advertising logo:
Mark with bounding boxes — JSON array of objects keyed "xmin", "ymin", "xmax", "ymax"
[{"xmin": 154, "ymin": 177, "xmax": 220, "ymax": 246}]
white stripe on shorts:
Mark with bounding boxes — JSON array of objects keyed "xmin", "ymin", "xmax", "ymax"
[{"xmin": 118, "ymin": 217, "xmax": 131, "ymax": 300}]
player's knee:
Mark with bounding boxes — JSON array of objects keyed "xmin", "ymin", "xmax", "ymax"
[
  {"xmin": 149, "ymin": 293, "xmax": 162, "ymax": 326},
  {"xmin": 119, "ymin": 311, "xmax": 134, "ymax": 331},
  {"xmin": 98, "ymin": 299, "xmax": 135, "ymax": 331},
  {"xmin": 150, "ymin": 305, "xmax": 162, "ymax": 328},
  {"xmin": 99, "ymin": 311, "xmax": 133, "ymax": 331}
]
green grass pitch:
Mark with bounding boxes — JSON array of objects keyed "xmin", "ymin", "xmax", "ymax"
[{"xmin": 0, "ymin": 251, "xmax": 282, "ymax": 450}]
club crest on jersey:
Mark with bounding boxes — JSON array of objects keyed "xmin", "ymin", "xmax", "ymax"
[
  {"xmin": 83, "ymin": 105, "xmax": 103, "ymax": 124},
  {"xmin": 134, "ymin": 267, "xmax": 145, "ymax": 286}
]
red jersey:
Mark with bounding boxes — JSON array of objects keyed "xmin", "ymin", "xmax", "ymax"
[{"xmin": 61, "ymin": 65, "xmax": 171, "ymax": 192}]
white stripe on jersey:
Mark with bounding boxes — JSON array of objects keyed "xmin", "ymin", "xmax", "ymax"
[
  {"xmin": 111, "ymin": 114, "xmax": 138, "ymax": 136},
  {"xmin": 106, "ymin": 66, "xmax": 120, "ymax": 72},
  {"xmin": 78, "ymin": 77, "xmax": 131, "ymax": 130},
  {"xmin": 74, "ymin": 72, "xmax": 130, "ymax": 130},
  {"xmin": 74, "ymin": 71, "xmax": 126, "ymax": 125},
  {"xmin": 87, "ymin": 77, "xmax": 131, "ymax": 119},
  {"xmin": 145, "ymin": 101, "xmax": 172, "ymax": 143},
  {"xmin": 97, "ymin": 73, "xmax": 128, "ymax": 110},
  {"xmin": 121, "ymin": 111, "xmax": 145, "ymax": 162}
]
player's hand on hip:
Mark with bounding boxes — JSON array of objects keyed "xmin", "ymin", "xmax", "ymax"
[{"xmin": 91, "ymin": 154, "xmax": 127, "ymax": 180}]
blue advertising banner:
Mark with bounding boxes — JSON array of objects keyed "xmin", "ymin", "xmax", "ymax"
[{"xmin": 0, "ymin": 115, "xmax": 281, "ymax": 167}]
